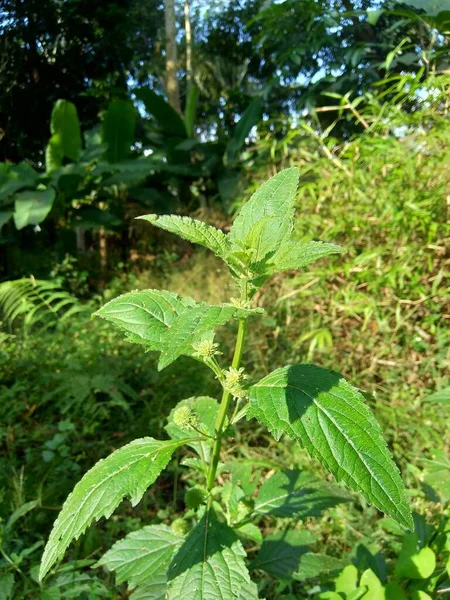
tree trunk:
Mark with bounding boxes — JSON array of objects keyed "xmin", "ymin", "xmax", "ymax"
[
  {"xmin": 165, "ymin": 0, "xmax": 181, "ymax": 113},
  {"xmin": 184, "ymin": 0, "xmax": 193, "ymax": 91}
]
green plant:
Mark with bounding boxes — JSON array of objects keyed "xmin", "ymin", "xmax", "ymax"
[
  {"xmin": 313, "ymin": 513, "xmax": 450, "ymax": 599},
  {"xmin": 38, "ymin": 168, "xmax": 414, "ymax": 598}
]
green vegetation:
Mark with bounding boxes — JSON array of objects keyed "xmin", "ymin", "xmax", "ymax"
[{"xmin": 1, "ymin": 0, "xmax": 449, "ymax": 598}]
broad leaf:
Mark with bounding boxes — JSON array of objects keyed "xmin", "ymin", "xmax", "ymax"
[
  {"xmin": 0, "ymin": 573, "xmax": 14, "ymax": 600},
  {"xmin": 254, "ymin": 469, "xmax": 350, "ymax": 518},
  {"xmin": 247, "ymin": 364, "xmax": 413, "ymax": 529},
  {"xmin": 294, "ymin": 553, "xmax": 346, "ymax": 581},
  {"xmin": 50, "ymin": 100, "xmax": 82, "ymax": 162},
  {"xmin": 103, "ymin": 99, "xmax": 136, "ymax": 163},
  {"xmin": 96, "ymin": 525, "xmax": 182, "ymax": 595},
  {"xmin": 166, "ymin": 510, "xmax": 254, "ymax": 600},
  {"xmin": 0, "ymin": 210, "xmax": 12, "ymax": 229},
  {"xmin": 336, "ymin": 564, "xmax": 359, "ymax": 594},
  {"xmin": 395, "ymin": 534, "xmax": 436, "ymax": 579},
  {"xmin": 184, "ymin": 86, "xmax": 200, "ymax": 138},
  {"xmin": 135, "ymin": 88, "xmax": 187, "ymax": 137},
  {"xmin": 94, "ymin": 290, "xmax": 194, "ymax": 351},
  {"xmin": 226, "ymin": 97, "xmax": 263, "ymax": 164},
  {"xmin": 166, "ymin": 396, "xmax": 218, "ymax": 461},
  {"xmin": 358, "ymin": 569, "xmax": 384, "ymax": 600},
  {"xmin": 39, "ymin": 437, "xmax": 191, "ymax": 580},
  {"xmin": 262, "ymin": 241, "xmax": 344, "ymax": 275},
  {"xmin": 14, "ymin": 188, "xmax": 55, "ymax": 230},
  {"xmin": 395, "ymin": 0, "xmax": 450, "ymax": 17},
  {"xmin": 157, "ymin": 303, "xmax": 239, "ymax": 370},
  {"xmin": 138, "ymin": 214, "xmax": 231, "ymax": 263},
  {"xmin": 252, "ymin": 529, "xmax": 315, "ymax": 579},
  {"xmin": 229, "ymin": 167, "xmax": 299, "ymax": 263}
]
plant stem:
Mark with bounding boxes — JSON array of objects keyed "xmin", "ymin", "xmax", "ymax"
[{"xmin": 206, "ymin": 317, "xmax": 247, "ymax": 491}]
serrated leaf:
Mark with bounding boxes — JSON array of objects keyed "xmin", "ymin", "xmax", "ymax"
[
  {"xmin": 247, "ymin": 365, "xmax": 413, "ymax": 529},
  {"xmin": 157, "ymin": 304, "xmax": 239, "ymax": 370},
  {"xmin": 13, "ymin": 188, "xmax": 55, "ymax": 229},
  {"xmin": 294, "ymin": 553, "xmax": 346, "ymax": 582},
  {"xmin": 96, "ymin": 524, "xmax": 182, "ymax": 595},
  {"xmin": 166, "ymin": 510, "xmax": 254, "ymax": 600},
  {"xmin": 254, "ymin": 469, "xmax": 350, "ymax": 519},
  {"xmin": 252, "ymin": 529, "xmax": 315, "ymax": 579},
  {"xmin": 94, "ymin": 289, "xmax": 193, "ymax": 350},
  {"xmin": 129, "ymin": 584, "xmax": 166, "ymax": 600},
  {"xmin": 262, "ymin": 241, "xmax": 344, "ymax": 275},
  {"xmin": 39, "ymin": 437, "xmax": 191, "ymax": 580},
  {"xmin": 138, "ymin": 214, "xmax": 231, "ymax": 263},
  {"xmin": 229, "ymin": 168, "xmax": 300, "ymax": 263},
  {"xmin": 166, "ymin": 396, "xmax": 219, "ymax": 460}
]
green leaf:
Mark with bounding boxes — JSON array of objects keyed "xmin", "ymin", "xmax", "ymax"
[
  {"xmin": 294, "ymin": 553, "xmax": 346, "ymax": 581},
  {"xmin": 252, "ymin": 529, "xmax": 315, "ymax": 579},
  {"xmin": 0, "ymin": 210, "xmax": 12, "ymax": 229},
  {"xmin": 316, "ymin": 593, "xmax": 342, "ymax": 600},
  {"xmin": 0, "ymin": 162, "xmax": 39, "ymax": 203},
  {"xmin": 254, "ymin": 469, "xmax": 350, "ymax": 519},
  {"xmin": 385, "ymin": 581, "xmax": 407, "ymax": 600},
  {"xmin": 94, "ymin": 289, "xmax": 194, "ymax": 351},
  {"xmin": 395, "ymin": 0, "xmax": 450, "ymax": 17},
  {"xmin": 247, "ymin": 364, "xmax": 413, "ymax": 529},
  {"xmin": 234, "ymin": 522, "xmax": 263, "ymax": 544},
  {"xmin": 102, "ymin": 99, "xmax": 136, "ymax": 163},
  {"xmin": 135, "ymin": 88, "xmax": 187, "ymax": 137},
  {"xmin": 46, "ymin": 135, "xmax": 65, "ymax": 173},
  {"xmin": 184, "ymin": 86, "xmax": 200, "ymax": 137},
  {"xmin": 411, "ymin": 592, "xmax": 432, "ymax": 600},
  {"xmin": 359, "ymin": 569, "xmax": 384, "ymax": 600},
  {"xmin": 166, "ymin": 396, "xmax": 219, "ymax": 460},
  {"xmin": 422, "ymin": 386, "xmax": 450, "ymax": 404},
  {"xmin": 166, "ymin": 510, "xmax": 254, "ymax": 600},
  {"xmin": 261, "ymin": 241, "xmax": 344, "ymax": 275},
  {"xmin": 50, "ymin": 100, "xmax": 82, "ymax": 162},
  {"xmin": 395, "ymin": 534, "xmax": 436, "ymax": 579},
  {"xmin": 138, "ymin": 214, "xmax": 231, "ymax": 263},
  {"xmin": 13, "ymin": 188, "xmax": 55, "ymax": 230},
  {"xmin": 229, "ymin": 168, "xmax": 299, "ymax": 263},
  {"xmin": 335, "ymin": 564, "xmax": 359, "ymax": 594},
  {"xmin": 0, "ymin": 573, "xmax": 14, "ymax": 600},
  {"xmin": 95, "ymin": 525, "xmax": 182, "ymax": 595},
  {"xmin": 226, "ymin": 97, "xmax": 263, "ymax": 164},
  {"xmin": 39, "ymin": 437, "xmax": 191, "ymax": 580},
  {"xmin": 157, "ymin": 304, "xmax": 240, "ymax": 370}
]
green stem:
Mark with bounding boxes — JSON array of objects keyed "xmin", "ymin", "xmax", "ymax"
[{"xmin": 206, "ymin": 317, "xmax": 247, "ymax": 491}]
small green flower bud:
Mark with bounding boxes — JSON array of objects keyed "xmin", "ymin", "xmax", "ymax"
[
  {"xmin": 171, "ymin": 517, "xmax": 191, "ymax": 537},
  {"xmin": 172, "ymin": 405, "xmax": 200, "ymax": 430},
  {"xmin": 185, "ymin": 485, "xmax": 208, "ymax": 509}
]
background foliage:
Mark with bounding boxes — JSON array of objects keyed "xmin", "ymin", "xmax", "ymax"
[{"xmin": 0, "ymin": 0, "xmax": 449, "ymax": 598}]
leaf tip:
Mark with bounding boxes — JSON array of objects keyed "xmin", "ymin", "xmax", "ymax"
[{"xmin": 136, "ymin": 214, "xmax": 157, "ymax": 222}]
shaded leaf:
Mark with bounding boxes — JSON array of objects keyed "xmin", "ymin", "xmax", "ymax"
[
  {"xmin": 167, "ymin": 510, "xmax": 254, "ymax": 600},
  {"xmin": 252, "ymin": 529, "xmax": 315, "ymax": 579},
  {"xmin": 247, "ymin": 364, "xmax": 413, "ymax": 529},
  {"xmin": 14, "ymin": 188, "xmax": 55, "ymax": 230},
  {"xmin": 226, "ymin": 97, "xmax": 263, "ymax": 164},
  {"xmin": 96, "ymin": 524, "xmax": 182, "ymax": 595},
  {"xmin": 39, "ymin": 437, "xmax": 191, "ymax": 580},
  {"xmin": 395, "ymin": 534, "xmax": 436, "ymax": 579},
  {"xmin": 254, "ymin": 469, "xmax": 350, "ymax": 519},
  {"xmin": 136, "ymin": 89, "xmax": 187, "ymax": 137},
  {"xmin": 294, "ymin": 553, "xmax": 346, "ymax": 581},
  {"xmin": 422, "ymin": 386, "xmax": 450, "ymax": 404},
  {"xmin": 103, "ymin": 99, "xmax": 136, "ymax": 163}
]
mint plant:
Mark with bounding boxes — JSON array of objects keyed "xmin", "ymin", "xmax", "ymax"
[{"xmin": 39, "ymin": 168, "xmax": 413, "ymax": 598}]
